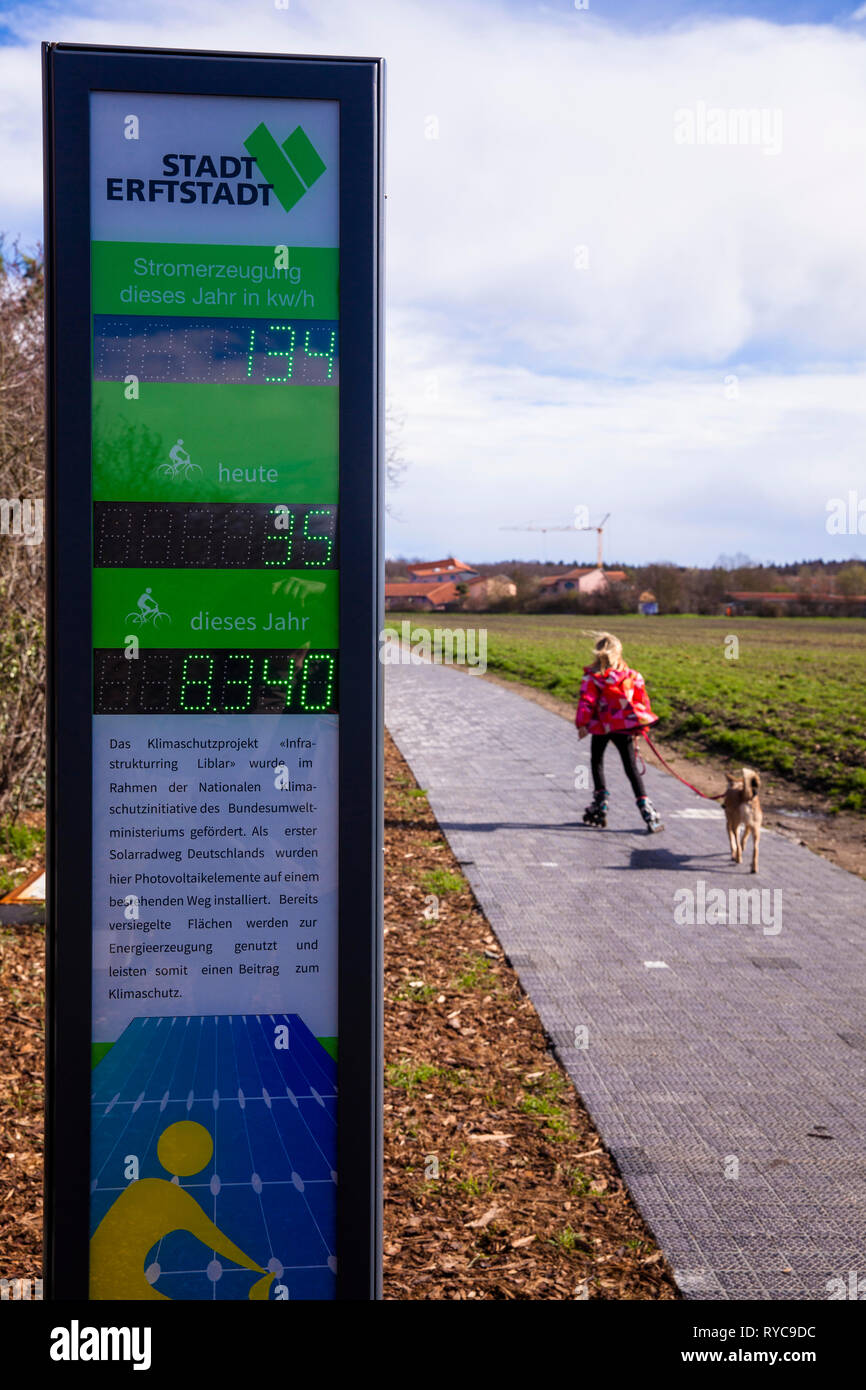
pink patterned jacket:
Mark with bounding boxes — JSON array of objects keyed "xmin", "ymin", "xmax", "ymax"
[{"xmin": 575, "ymin": 664, "xmax": 658, "ymax": 736}]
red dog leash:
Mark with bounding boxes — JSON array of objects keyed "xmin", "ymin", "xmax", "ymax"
[{"xmin": 638, "ymin": 728, "xmax": 726, "ymax": 801}]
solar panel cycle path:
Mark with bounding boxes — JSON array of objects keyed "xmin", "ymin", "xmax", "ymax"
[
  {"xmin": 385, "ymin": 660, "xmax": 866, "ymax": 1301},
  {"xmin": 91, "ymin": 1014, "xmax": 337, "ymax": 1299}
]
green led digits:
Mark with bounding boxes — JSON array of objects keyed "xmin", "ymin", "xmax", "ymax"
[
  {"xmin": 300, "ymin": 653, "xmax": 336, "ymax": 710},
  {"xmin": 261, "ymin": 655, "xmax": 295, "ymax": 710},
  {"xmin": 96, "ymin": 504, "xmax": 337, "ymax": 571},
  {"xmin": 94, "ymin": 649, "xmax": 338, "ymax": 715},
  {"xmin": 180, "ymin": 654, "xmax": 215, "ymax": 710},
  {"xmin": 264, "ymin": 324, "xmax": 296, "ymax": 382},
  {"xmin": 265, "ymin": 506, "xmax": 294, "ymax": 566},
  {"xmin": 247, "ymin": 325, "xmax": 296, "ymax": 381},
  {"xmin": 301, "ymin": 508, "xmax": 334, "ymax": 567},
  {"xmin": 303, "ymin": 327, "xmax": 336, "ymax": 380},
  {"xmin": 239, "ymin": 322, "xmax": 336, "ymax": 384},
  {"xmin": 222, "ymin": 653, "xmax": 254, "ymax": 711}
]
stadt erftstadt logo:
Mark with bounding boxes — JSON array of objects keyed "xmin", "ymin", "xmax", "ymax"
[
  {"xmin": 105, "ymin": 122, "xmax": 326, "ymax": 213},
  {"xmin": 244, "ymin": 123, "xmax": 326, "ymax": 213}
]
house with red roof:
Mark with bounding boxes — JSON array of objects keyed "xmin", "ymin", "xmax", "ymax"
[
  {"xmin": 384, "ymin": 559, "xmax": 516, "ymax": 612},
  {"xmin": 537, "ymin": 567, "xmax": 628, "ymax": 597},
  {"xmin": 405, "ymin": 557, "xmax": 481, "ymax": 583},
  {"xmin": 384, "ymin": 580, "xmax": 461, "ymax": 611}
]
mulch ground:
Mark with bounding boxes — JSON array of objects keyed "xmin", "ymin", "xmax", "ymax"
[
  {"xmin": 0, "ymin": 737, "xmax": 678, "ymax": 1300},
  {"xmin": 0, "ymin": 917, "xmax": 43, "ymax": 1283},
  {"xmin": 383, "ymin": 730, "xmax": 677, "ymax": 1300}
]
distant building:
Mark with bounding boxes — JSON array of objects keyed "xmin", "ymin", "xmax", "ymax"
[
  {"xmin": 537, "ymin": 567, "xmax": 627, "ymax": 597},
  {"xmin": 405, "ymin": 557, "xmax": 480, "ymax": 584},
  {"xmin": 384, "ymin": 580, "xmax": 459, "ymax": 612},
  {"xmin": 384, "ymin": 560, "xmax": 516, "ymax": 613},
  {"xmin": 460, "ymin": 574, "xmax": 517, "ymax": 610},
  {"xmin": 638, "ymin": 589, "xmax": 659, "ymax": 615}
]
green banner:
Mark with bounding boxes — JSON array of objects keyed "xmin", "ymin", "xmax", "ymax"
[
  {"xmin": 92, "ymin": 241, "xmax": 338, "ymax": 319},
  {"xmin": 92, "ymin": 567, "xmax": 338, "ymax": 648},
  {"xmin": 93, "ymin": 382, "xmax": 338, "ymax": 503}
]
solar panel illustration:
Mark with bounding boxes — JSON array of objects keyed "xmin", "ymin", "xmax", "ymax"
[{"xmin": 90, "ymin": 1014, "xmax": 337, "ymax": 1300}]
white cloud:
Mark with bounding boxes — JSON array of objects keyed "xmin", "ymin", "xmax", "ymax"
[
  {"xmin": 4, "ymin": 1, "xmax": 866, "ymax": 560},
  {"xmin": 387, "ymin": 323, "xmax": 866, "ymax": 563}
]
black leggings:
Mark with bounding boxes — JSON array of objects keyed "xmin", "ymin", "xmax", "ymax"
[{"xmin": 590, "ymin": 731, "xmax": 646, "ymax": 799}]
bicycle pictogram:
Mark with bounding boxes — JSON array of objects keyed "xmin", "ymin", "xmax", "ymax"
[
  {"xmin": 156, "ymin": 439, "xmax": 203, "ymax": 482},
  {"xmin": 126, "ymin": 588, "xmax": 172, "ymax": 629}
]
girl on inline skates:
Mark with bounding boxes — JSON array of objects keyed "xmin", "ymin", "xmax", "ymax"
[{"xmin": 576, "ymin": 631, "xmax": 663, "ymax": 833}]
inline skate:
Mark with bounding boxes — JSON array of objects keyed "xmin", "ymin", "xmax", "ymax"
[
  {"xmin": 636, "ymin": 796, "xmax": 663, "ymax": 833},
  {"xmin": 582, "ymin": 789, "xmax": 609, "ymax": 827}
]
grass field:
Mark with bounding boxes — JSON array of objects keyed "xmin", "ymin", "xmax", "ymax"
[{"xmin": 385, "ymin": 614, "xmax": 866, "ymax": 811}]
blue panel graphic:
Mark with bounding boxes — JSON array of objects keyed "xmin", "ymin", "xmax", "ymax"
[{"xmin": 90, "ymin": 1014, "xmax": 337, "ymax": 1300}]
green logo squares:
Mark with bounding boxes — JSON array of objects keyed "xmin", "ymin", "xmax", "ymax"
[{"xmin": 244, "ymin": 123, "xmax": 327, "ymax": 213}]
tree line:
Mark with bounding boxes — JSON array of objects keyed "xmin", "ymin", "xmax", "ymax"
[
  {"xmin": 386, "ymin": 556, "xmax": 866, "ymax": 616},
  {"xmin": 0, "ymin": 242, "xmax": 44, "ymax": 819}
]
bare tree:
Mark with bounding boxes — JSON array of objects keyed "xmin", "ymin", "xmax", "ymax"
[
  {"xmin": 0, "ymin": 241, "xmax": 45, "ymax": 818},
  {"xmin": 385, "ymin": 398, "xmax": 408, "ymax": 513},
  {"xmin": 834, "ymin": 563, "xmax": 866, "ymax": 596}
]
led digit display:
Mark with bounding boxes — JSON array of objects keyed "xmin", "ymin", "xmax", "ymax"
[
  {"xmin": 93, "ymin": 316, "xmax": 339, "ymax": 385},
  {"xmin": 93, "ymin": 502, "xmax": 337, "ymax": 569},
  {"xmin": 94, "ymin": 647, "xmax": 339, "ymax": 714}
]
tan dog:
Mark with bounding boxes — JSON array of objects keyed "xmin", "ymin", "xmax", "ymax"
[{"xmin": 723, "ymin": 768, "xmax": 762, "ymax": 873}]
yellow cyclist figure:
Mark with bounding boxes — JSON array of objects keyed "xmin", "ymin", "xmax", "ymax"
[{"xmin": 90, "ymin": 1120, "xmax": 273, "ymax": 1301}]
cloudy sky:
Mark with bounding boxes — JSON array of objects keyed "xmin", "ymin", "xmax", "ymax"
[{"xmin": 2, "ymin": 0, "xmax": 866, "ymax": 565}]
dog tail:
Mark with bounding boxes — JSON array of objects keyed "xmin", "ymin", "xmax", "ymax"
[{"xmin": 741, "ymin": 768, "xmax": 761, "ymax": 801}]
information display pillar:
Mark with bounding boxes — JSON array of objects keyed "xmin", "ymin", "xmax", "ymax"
[{"xmin": 44, "ymin": 44, "xmax": 383, "ymax": 1302}]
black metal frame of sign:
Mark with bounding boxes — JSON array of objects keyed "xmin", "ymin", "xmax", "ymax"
[{"xmin": 43, "ymin": 43, "xmax": 383, "ymax": 1301}]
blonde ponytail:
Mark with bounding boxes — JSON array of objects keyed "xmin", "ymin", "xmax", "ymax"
[{"xmin": 582, "ymin": 629, "xmax": 625, "ymax": 672}]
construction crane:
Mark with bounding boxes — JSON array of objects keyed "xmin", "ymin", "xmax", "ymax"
[
  {"xmin": 500, "ymin": 513, "xmax": 611, "ymax": 568},
  {"xmin": 499, "ymin": 521, "xmax": 577, "ymax": 564},
  {"xmin": 575, "ymin": 512, "xmax": 610, "ymax": 570}
]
